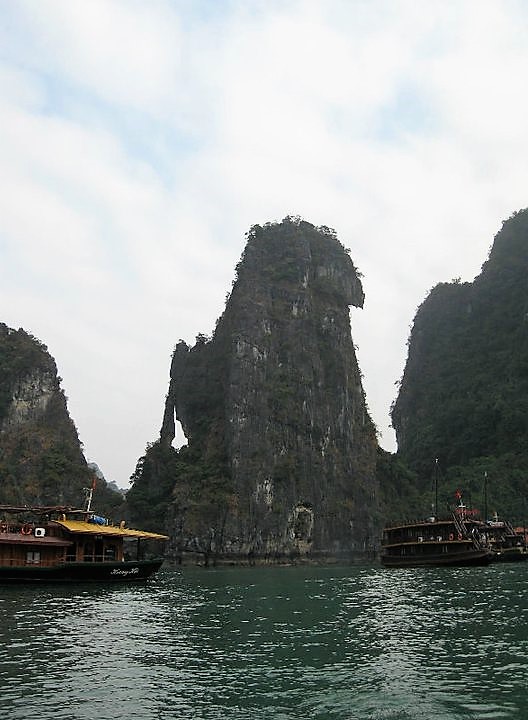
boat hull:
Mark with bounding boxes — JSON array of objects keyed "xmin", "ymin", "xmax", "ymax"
[
  {"xmin": 381, "ymin": 549, "xmax": 492, "ymax": 568},
  {"xmin": 0, "ymin": 558, "xmax": 164, "ymax": 583},
  {"xmin": 490, "ymin": 548, "xmax": 528, "ymax": 563}
]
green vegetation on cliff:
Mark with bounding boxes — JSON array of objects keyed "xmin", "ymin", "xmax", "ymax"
[
  {"xmin": 0, "ymin": 323, "xmax": 123, "ymax": 516},
  {"xmin": 391, "ymin": 210, "xmax": 528, "ymax": 521}
]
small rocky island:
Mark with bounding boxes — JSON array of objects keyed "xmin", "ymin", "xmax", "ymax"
[
  {"xmin": 391, "ymin": 208, "xmax": 528, "ymax": 518},
  {"xmin": 128, "ymin": 218, "xmax": 380, "ymax": 563},
  {"xmin": 0, "ymin": 323, "xmax": 123, "ymax": 515}
]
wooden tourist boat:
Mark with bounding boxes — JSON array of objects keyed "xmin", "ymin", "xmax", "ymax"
[
  {"xmin": 484, "ymin": 515, "xmax": 527, "ymax": 562},
  {"xmin": 381, "ymin": 492, "xmax": 493, "ymax": 568},
  {"xmin": 480, "ymin": 473, "xmax": 527, "ymax": 562},
  {"xmin": 380, "ymin": 515, "xmax": 493, "ymax": 568},
  {"xmin": 381, "ymin": 467, "xmax": 526, "ymax": 567},
  {"xmin": 0, "ymin": 487, "xmax": 168, "ymax": 583}
]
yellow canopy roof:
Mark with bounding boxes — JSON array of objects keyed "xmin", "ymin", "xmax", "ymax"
[{"xmin": 52, "ymin": 520, "xmax": 168, "ymax": 540}]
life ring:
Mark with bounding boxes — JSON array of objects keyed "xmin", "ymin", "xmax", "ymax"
[
  {"xmin": 448, "ymin": 533, "xmax": 454, "ymax": 541},
  {"xmin": 458, "ymin": 533, "xmax": 463, "ymax": 541},
  {"xmin": 20, "ymin": 524, "xmax": 33, "ymax": 535}
]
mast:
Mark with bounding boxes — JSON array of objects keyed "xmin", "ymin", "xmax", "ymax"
[
  {"xmin": 523, "ymin": 496, "xmax": 527, "ymax": 550},
  {"xmin": 434, "ymin": 458, "xmax": 439, "ymax": 519},
  {"xmin": 84, "ymin": 476, "xmax": 97, "ymax": 513},
  {"xmin": 484, "ymin": 471, "xmax": 488, "ymax": 523}
]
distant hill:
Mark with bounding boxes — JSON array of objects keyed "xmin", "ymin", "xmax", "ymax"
[
  {"xmin": 0, "ymin": 323, "xmax": 124, "ymax": 517},
  {"xmin": 391, "ymin": 210, "xmax": 528, "ymax": 521},
  {"xmin": 87, "ymin": 461, "xmax": 126, "ymax": 496},
  {"xmin": 128, "ymin": 217, "xmax": 379, "ymax": 562}
]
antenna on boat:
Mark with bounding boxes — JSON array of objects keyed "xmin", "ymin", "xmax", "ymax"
[{"xmin": 84, "ymin": 476, "xmax": 97, "ymax": 513}]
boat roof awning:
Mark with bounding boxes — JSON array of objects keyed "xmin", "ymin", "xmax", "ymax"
[{"xmin": 52, "ymin": 520, "xmax": 169, "ymax": 540}]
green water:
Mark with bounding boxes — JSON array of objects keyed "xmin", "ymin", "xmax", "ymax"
[{"xmin": 0, "ymin": 563, "xmax": 526, "ymax": 719}]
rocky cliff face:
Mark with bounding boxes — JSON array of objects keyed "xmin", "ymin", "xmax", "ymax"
[
  {"xmin": 0, "ymin": 323, "xmax": 123, "ymax": 513},
  {"xmin": 132, "ymin": 218, "xmax": 379, "ymax": 562},
  {"xmin": 391, "ymin": 210, "xmax": 528, "ymax": 514}
]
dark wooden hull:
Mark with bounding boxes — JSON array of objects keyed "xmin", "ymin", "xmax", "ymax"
[
  {"xmin": 381, "ymin": 548, "xmax": 492, "ymax": 568},
  {"xmin": 0, "ymin": 558, "xmax": 164, "ymax": 583},
  {"xmin": 491, "ymin": 548, "xmax": 528, "ymax": 563}
]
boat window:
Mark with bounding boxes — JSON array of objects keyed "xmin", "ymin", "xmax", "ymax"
[
  {"xmin": 66, "ymin": 545, "xmax": 77, "ymax": 562},
  {"xmin": 84, "ymin": 543, "xmax": 94, "ymax": 561},
  {"xmin": 26, "ymin": 551, "xmax": 41, "ymax": 565},
  {"xmin": 104, "ymin": 545, "xmax": 117, "ymax": 561}
]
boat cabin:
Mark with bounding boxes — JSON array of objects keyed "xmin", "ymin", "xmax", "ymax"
[{"xmin": 0, "ymin": 505, "xmax": 168, "ymax": 582}]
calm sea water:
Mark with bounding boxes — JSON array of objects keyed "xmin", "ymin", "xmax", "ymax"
[{"xmin": 0, "ymin": 563, "xmax": 526, "ymax": 720}]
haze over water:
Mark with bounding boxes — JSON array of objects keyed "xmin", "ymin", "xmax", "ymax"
[{"xmin": 0, "ymin": 564, "xmax": 526, "ymax": 719}]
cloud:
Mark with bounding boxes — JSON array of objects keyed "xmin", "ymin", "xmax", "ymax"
[
  {"xmin": 2, "ymin": 0, "xmax": 528, "ymax": 482},
  {"xmin": 9, "ymin": 0, "xmax": 183, "ymax": 112}
]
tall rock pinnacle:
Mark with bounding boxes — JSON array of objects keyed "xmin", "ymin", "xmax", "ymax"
[{"xmin": 145, "ymin": 218, "xmax": 378, "ymax": 562}]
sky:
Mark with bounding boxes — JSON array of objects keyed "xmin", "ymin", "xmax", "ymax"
[{"xmin": 2, "ymin": 0, "xmax": 528, "ymax": 488}]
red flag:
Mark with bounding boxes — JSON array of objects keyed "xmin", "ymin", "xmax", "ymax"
[{"xmin": 455, "ymin": 489, "xmax": 462, "ymax": 499}]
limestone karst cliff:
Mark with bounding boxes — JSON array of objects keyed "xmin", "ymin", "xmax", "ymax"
[
  {"xmin": 129, "ymin": 218, "xmax": 379, "ymax": 562},
  {"xmin": 391, "ymin": 209, "xmax": 528, "ymax": 516},
  {"xmin": 0, "ymin": 323, "xmax": 123, "ymax": 514}
]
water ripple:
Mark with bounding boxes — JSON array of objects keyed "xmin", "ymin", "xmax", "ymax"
[{"xmin": 0, "ymin": 563, "xmax": 526, "ymax": 719}]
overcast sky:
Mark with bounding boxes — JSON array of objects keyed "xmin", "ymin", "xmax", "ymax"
[{"xmin": 1, "ymin": 0, "xmax": 528, "ymax": 488}]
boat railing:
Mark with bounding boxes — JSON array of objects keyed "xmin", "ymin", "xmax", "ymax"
[
  {"xmin": 452, "ymin": 512, "xmax": 466, "ymax": 538},
  {"xmin": 383, "ymin": 517, "xmax": 453, "ymax": 530},
  {"xmin": 80, "ymin": 554, "xmax": 113, "ymax": 563},
  {"xmin": 2, "ymin": 555, "xmax": 116, "ymax": 567},
  {"xmin": 503, "ymin": 519, "xmax": 519, "ymax": 537},
  {"xmin": 452, "ymin": 512, "xmax": 491, "ymax": 550}
]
